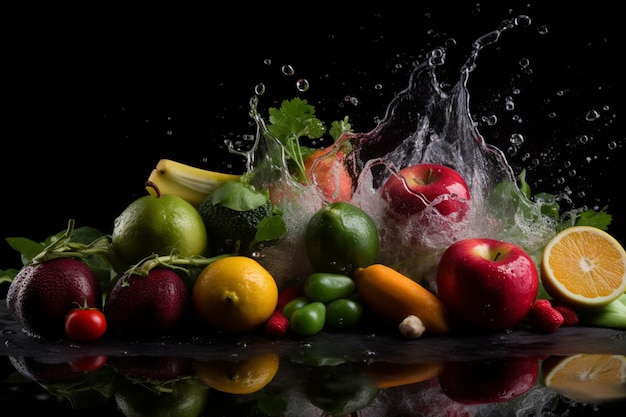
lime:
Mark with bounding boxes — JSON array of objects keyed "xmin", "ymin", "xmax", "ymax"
[
  {"xmin": 111, "ymin": 189, "xmax": 208, "ymax": 266},
  {"xmin": 304, "ymin": 202, "xmax": 379, "ymax": 275}
]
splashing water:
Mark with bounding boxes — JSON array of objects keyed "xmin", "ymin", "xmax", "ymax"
[{"xmin": 228, "ymin": 15, "xmax": 558, "ymax": 288}]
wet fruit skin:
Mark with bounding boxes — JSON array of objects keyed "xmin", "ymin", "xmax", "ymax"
[
  {"xmin": 104, "ymin": 269, "xmax": 190, "ymax": 336},
  {"xmin": 436, "ymin": 238, "xmax": 538, "ymax": 332},
  {"xmin": 64, "ymin": 307, "xmax": 107, "ymax": 341},
  {"xmin": 290, "ymin": 301, "xmax": 326, "ymax": 336},
  {"xmin": 304, "ymin": 201, "xmax": 379, "ymax": 275},
  {"xmin": 6, "ymin": 258, "xmax": 102, "ymax": 338}
]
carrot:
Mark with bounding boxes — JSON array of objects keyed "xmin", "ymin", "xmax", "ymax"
[
  {"xmin": 354, "ymin": 264, "xmax": 450, "ymax": 335},
  {"xmin": 363, "ymin": 361, "xmax": 445, "ymax": 389}
]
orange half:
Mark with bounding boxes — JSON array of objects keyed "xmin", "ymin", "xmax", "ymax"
[
  {"xmin": 543, "ymin": 354, "xmax": 626, "ymax": 402},
  {"xmin": 541, "ymin": 226, "xmax": 626, "ymax": 308}
]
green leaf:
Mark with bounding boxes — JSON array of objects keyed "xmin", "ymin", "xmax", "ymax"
[
  {"xmin": 6, "ymin": 237, "xmax": 46, "ymax": 261},
  {"xmin": 255, "ymin": 214, "xmax": 287, "ymax": 243},
  {"xmin": 267, "ymin": 98, "xmax": 326, "ymax": 145},
  {"xmin": 517, "ymin": 169, "xmax": 531, "ymax": 199},
  {"xmin": 533, "ymin": 192, "xmax": 560, "ymax": 220},
  {"xmin": 71, "ymin": 226, "xmax": 106, "ymax": 244},
  {"xmin": 574, "ymin": 206, "xmax": 612, "ymax": 231},
  {"xmin": 329, "ymin": 116, "xmax": 351, "ymax": 141},
  {"xmin": 210, "ymin": 181, "xmax": 268, "ymax": 211},
  {"xmin": 265, "ymin": 98, "xmax": 326, "ymax": 183},
  {"xmin": 0, "ymin": 268, "xmax": 19, "ymax": 284}
]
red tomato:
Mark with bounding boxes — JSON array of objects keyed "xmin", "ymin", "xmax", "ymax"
[
  {"xmin": 64, "ymin": 308, "xmax": 107, "ymax": 341},
  {"xmin": 69, "ymin": 355, "xmax": 108, "ymax": 372}
]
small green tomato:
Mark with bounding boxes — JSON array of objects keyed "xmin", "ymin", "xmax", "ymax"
[
  {"xmin": 325, "ymin": 298, "xmax": 363, "ymax": 329},
  {"xmin": 290, "ymin": 302, "xmax": 326, "ymax": 336}
]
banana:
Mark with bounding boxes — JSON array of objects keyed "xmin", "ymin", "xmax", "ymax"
[{"xmin": 146, "ymin": 159, "xmax": 241, "ymax": 207}]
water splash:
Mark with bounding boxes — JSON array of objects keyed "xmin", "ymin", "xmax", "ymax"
[{"xmin": 227, "ymin": 15, "xmax": 557, "ymax": 285}]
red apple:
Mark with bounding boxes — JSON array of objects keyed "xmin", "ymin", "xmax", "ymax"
[
  {"xmin": 436, "ymin": 238, "xmax": 539, "ymax": 332},
  {"xmin": 439, "ymin": 356, "xmax": 539, "ymax": 404},
  {"xmin": 380, "ymin": 163, "xmax": 470, "ymax": 219}
]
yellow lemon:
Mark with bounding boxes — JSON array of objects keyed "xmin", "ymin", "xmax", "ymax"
[
  {"xmin": 193, "ymin": 353, "xmax": 280, "ymax": 395},
  {"xmin": 192, "ymin": 256, "xmax": 278, "ymax": 333}
]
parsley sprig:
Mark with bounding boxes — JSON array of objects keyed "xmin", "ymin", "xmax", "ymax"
[{"xmin": 264, "ymin": 98, "xmax": 351, "ymax": 183}]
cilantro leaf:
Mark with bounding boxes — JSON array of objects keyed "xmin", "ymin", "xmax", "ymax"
[
  {"xmin": 266, "ymin": 98, "xmax": 326, "ymax": 182},
  {"xmin": 573, "ymin": 206, "xmax": 612, "ymax": 230},
  {"xmin": 329, "ymin": 116, "xmax": 351, "ymax": 141}
]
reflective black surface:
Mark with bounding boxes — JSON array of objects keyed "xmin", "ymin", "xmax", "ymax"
[{"xmin": 2, "ymin": 299, "xmax": 626, "ymax": 416}]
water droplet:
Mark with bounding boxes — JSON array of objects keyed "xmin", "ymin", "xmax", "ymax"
[
  {"xmin": 519, "ymin": 58, "xmax": 530, "ymax": 68},
  {"xmin": 578, "ymin": 135, "xmax": 589, "ymax": 144},
  {"xmin": 568, "ymin": 169, "xmax": 577, "ymax": 177},
  {"xmin": 281, "ymin": 64, "xmax": 295, "ymax": 75},
  {"xmin": 254, "ymin": 83, "xmax": 266, "ymax": 95},
  {"xmin": 509, "ymin": 133, "xmax": 524, "ymax": 145},
  {"xmin": 505, "ymin": 96, "xmax": 515, "ymax": 111},
  {"xmin": 296, "ymin": 78, "xmax": 310, "ymax": 92},
  {"xmin": 514, "ymin": 15, "xmax": 532, "ymax": 27},
  {"xmin": 263, "ymin": 58, "xmax": 271, "ymax": 65},
  {"xmin": 344, "ymin": 96, "xmax": 359, "ymax": 106},
  {"xmin": 483, "ymin": 114, "xmax": 498, "ymax": 126},
  {"xmin": 585, "ymin": 109, "xmax": 600, "ymax": 121},
  {"xmin": 429, "ymin": 47, "xmax": 446, "ymax": 66},
  {"xmin": 374, "ymin": 83, "xmax": 383, "ymax": 90},
  {"xmin": 548, "ymin": 112, "xmax": 557, "ymax": 119},
  {"xmin": 608, "ymin": 141, "xmax": 617, "ymax": 150},
  {"xmin": 537, "ymin": 25, "xmax": 549, "ymax": 35}
]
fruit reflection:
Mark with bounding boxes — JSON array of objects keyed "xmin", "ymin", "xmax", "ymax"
[
  {"xmin": 438, "ymin": 356, "xmax": 539, "ymax": 404},
  {"xmin": 363, "ymin": 360, "xmax": 444, "ymax": 389},
  {"xmin": 304, "ymin": 362, "xmax": 380, "ymax": 415},
  {"xmin": 114, "ymin": 377, "xmax": 209, "ymax": 417},
  {"xmin": 5, "ymin": 352, "xmax": 626, "ymax": 415},
  {"xmin": 542, "ymin": 353, "xmax": 626, "ymax": 403},
  {"xmin": 192, "ymin": 352, "xmax": 280, "ymax": 395}
]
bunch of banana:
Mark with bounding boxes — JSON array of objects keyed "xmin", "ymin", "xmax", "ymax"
[{"xmin": 146, "ymin": 159, "xmax": 241, "ymax": 207}]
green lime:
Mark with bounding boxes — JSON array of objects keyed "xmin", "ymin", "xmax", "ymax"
[
  {"xmin": 111, "ymin": 190, "xmax": 208, "ymax": 266},
  {"xmin": 304, "ymin": 202, "xmax": 379, "ymax": 275}
]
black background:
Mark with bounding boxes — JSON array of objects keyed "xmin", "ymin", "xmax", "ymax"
[{"xmin": 3, "ymin": 3, "xmax": 623, "ymax": 278}]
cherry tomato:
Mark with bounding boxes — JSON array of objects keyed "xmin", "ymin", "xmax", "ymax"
[
  {"xmin": 64, "ymin": 308, "xmax": 107, "ymax": 341},
  {"xmin": 69, "ymin": 355, "xmax": 108, "ymax": 372}
]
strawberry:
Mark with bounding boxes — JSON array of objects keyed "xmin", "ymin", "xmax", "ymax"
[
  {"xmin": 528, "ymin": 299, "xmax": 564, "ymax": 333},
  {"xmin": 265, "ymin": 310, "xmax": 290, "ymax": 337},
  {"xmin": 276, "ymin": 286, "xmax": 304, "ymax": 311},
  {"xmin": 552, "ymin": 304, "xmax": 579, "ymax": 326}
]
